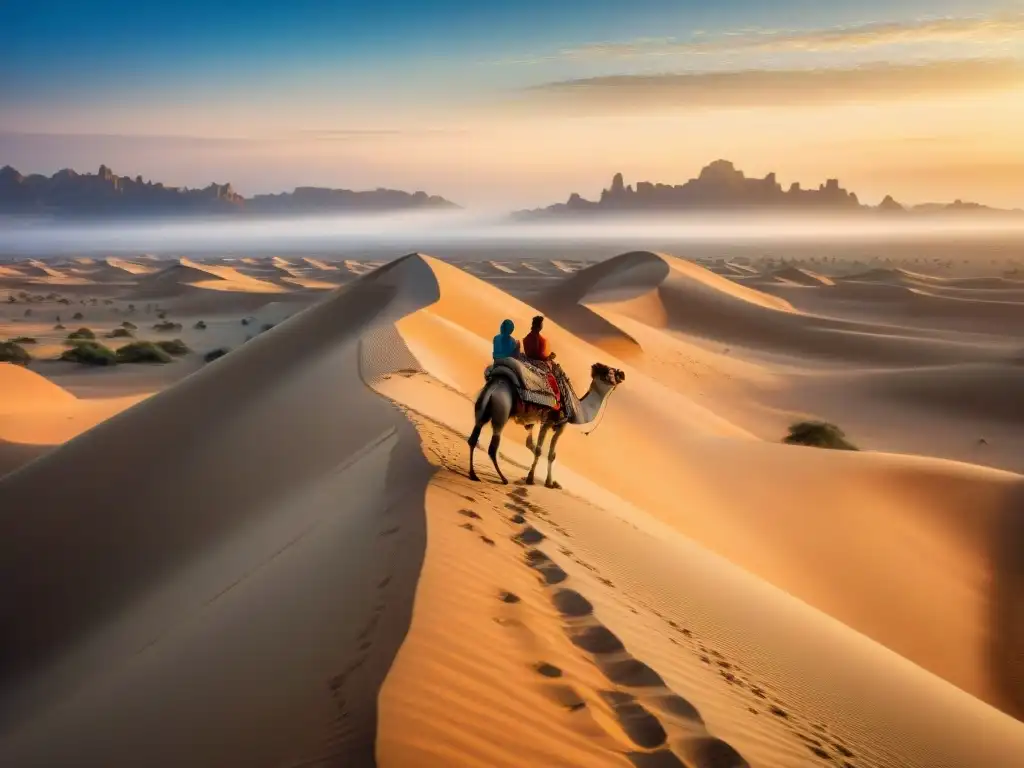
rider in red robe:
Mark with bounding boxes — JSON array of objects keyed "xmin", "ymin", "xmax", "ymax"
[{"xmin": 522, "ymin": 316, "xmax": 561, "ymax": 409}]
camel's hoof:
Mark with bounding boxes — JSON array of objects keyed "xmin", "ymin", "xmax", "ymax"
[
  {"xmin": 469, "ymin": 472, "xmax": 480, "ymax": 482},
  {"xmin": 525, "ymin": 476, "xmax": 535, "ymax": 485},
  {"xmin": 545, "ymin": 480, "xmax": 562, "ymax": 490},
  {"xmin": 500, "ymin": 477, "xmax": 509, "ymax": 485}
]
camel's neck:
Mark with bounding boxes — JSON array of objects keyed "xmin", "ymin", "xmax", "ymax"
[{"xmin": 577, "ymin": 381, "xmax": 614, "ymax": 425}]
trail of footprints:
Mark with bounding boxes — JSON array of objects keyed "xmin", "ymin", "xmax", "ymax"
[
  {"xmin": 453, "ymin": 484, "xmax": 868, "ymax": 768},
  {"xmin": 453, "ymin": 485, "xmax": 747, "ymax": 768}
]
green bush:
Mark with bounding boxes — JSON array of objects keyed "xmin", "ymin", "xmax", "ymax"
[
  {"xmin": 153, "ymin": 320, "xmax": 183, "ymax": 332},
  {"xmin": 115, "ymin": 341, "xmax": 173, "ymax": 364},
  {"xmin": 204, "ymin": 347, "xmax": 230, "ymax": 363},
  {"xmin": 155, "ymin": 338, "xmax": 191, "ymax": 356},
  {"xmin": 194, "ymin": 320, "xmax": 207, "ymax": 330},
  {"xmin": 60, "ymin": 341, "xmax": 117, "ymax": 366},
  {"xmin": 0, "ymin": 341, "xmax": 31, "ymax": 366},
  {"xmin": 67, "ymin": 327, "xmax": 96, "ymax": 341},
  {"xmin": 783, "ymin": 421, "xmax": 858, "ymax": 451},
  {"xmin": 9, "ymin": 336, "xmax": 37, "ymax": 344},
  {"xmin": 106, "ymin": 327, "xmax": 134, "ymax": 338}
]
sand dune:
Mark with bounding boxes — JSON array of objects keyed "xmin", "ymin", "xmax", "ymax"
[
  {"xmin": 105, "ymin": 257, "xmax": 159, "ymax": 276},
  {"xmin": 127, "ymin": 258, "xmax": 288, "ymax": 300},
  {"xmin": 538, "ymin": 251, "xmax": 990, "ymax": 367},
  {"xmin": 770, "ymin": 266, "xmax": 835, "ymax": 287},
  {"xmin": 0, "ymin": 364, "xmax": 77, "ymax": 412},
  {"xmin": 1, "ymin": 252, "xmax": 1022, "ymax": 767},
  {"xmin": 303, "ymin": 257, "xmax": 340, "ymax": 271}
]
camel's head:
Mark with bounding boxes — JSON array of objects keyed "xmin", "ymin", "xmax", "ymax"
[{"xmin": 591, "ymin": 362, "xmax": 626, "ymax": 388}]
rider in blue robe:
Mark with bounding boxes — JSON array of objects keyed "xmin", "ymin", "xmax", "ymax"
[{"xmin": 492, "ymin": 318, "xmax": 520, "ymax": 360}]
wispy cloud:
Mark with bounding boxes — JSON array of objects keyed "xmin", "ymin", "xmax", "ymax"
[
  {"xmin": 505, "ymin": 13, "xmax": 1024, "ymax": 64},
  {"xmin": 288, "ymin": 128, "xmax": 465, "ymax": 140},
  {"xmin": 517, "ymin": 59, "xmax": 1024, "ymax": 113}
]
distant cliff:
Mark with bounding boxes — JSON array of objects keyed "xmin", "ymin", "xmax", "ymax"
[
  {"xmin": 0, "ymin": 165, "xmax": 459, "ymax": 217},
  {"xmin": 514, "ymin": 160, "xmax": 1017, "ymax": 219}
]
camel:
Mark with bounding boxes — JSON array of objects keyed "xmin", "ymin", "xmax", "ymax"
[{"xmin": 468, "ymin": 362, "xmax": 626, "ymax": 488}]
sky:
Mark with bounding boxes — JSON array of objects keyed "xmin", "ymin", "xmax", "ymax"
[{"xmin": 3, "ymin": 0, "xmax": 1024, "ymax": 209}]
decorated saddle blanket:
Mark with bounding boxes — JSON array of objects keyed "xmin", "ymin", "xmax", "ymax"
[
  {"xmin": 485, "ymin": 358, "xmax": 560, "ymax": 410},
  {"xmin": 484, "ymin": 358, "xmax": 583, "ymax": 423}
]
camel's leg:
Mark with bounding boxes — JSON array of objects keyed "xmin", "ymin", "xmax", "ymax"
[
  {"xmin": 525, "ymin": 422, "xmax": 550, "ymax": 485},
  {"xmin": 468, "ymin": 419, "xmax": 484, "ymax": 482},
  {"xmin": 525, "ymin": 424, "xmax": 535, "ymax": 452},
  {"xmin": 545, "ymin": 424, "xmax": 565, "ymax": 489},
  {"xmin": 488, "ymin": 426, "xmax": 508, "ymax": 485}
]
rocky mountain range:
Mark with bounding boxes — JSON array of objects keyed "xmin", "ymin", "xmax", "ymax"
[
  {"xmin": 0, "ymin": 165, "xmax": 459, "ymax": 217},
  {"xmin": 514, "ymin": 160, "xmax": 1019, "ymax": 218}
]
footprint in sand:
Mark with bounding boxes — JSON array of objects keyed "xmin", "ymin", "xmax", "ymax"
[
  {"xmin": 628, "ymin": 750, "xmax": 688, "ymax": 768},
  {"xmin": 600, "ymin": 690, "xmax": 668, "ymax": 749},
  {"xmin": 678, "ymin": 735, "xmax": 751, "ymax": 768},
  {"xmin": 568, "ymin": 624, "xmax": 626, "ymax": 654},
  {"xmin": 552, "ymin": 588, "xmax": 594, "ymax": 618},
  {"xmin": 498, "ymin": 590, "xmax": 521, "ymax": 604},
  {"xmin": 514, "ymin": 526, "xmax": 545, "ymax": 545},
  {"xmin": 480, "ymin": 535, "xmax": 496, "ymax": 546},
  {"xmin": 458, "ymin": 508, "xmax": 481, "ymax": 520},
  {"xmin": 524, "ymin": 549, "xmax": 568, "ymax": 585},
  {"xmin": 534, "ymin": 662, "xmax": 563, "ymax": 678}
]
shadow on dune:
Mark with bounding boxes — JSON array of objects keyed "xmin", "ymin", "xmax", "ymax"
[
  {"xmin": 0, "ymin": 258, "xmax": 442, "ymax": 767},
  {"xmin": 0, "ymin": 440, "xmax": 52, "ymax": 481},
  {"xmin": 991, "ymin": 482, "xmax": 1024, "ymax": 721}
]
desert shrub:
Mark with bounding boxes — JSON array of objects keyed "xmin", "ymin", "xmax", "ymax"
[
  {"xmin": 203, "ymin": 347, "xmax": 230, "ymax": 363},
  {"xmin": 783, "ymin": 421, "xmax": 858, "ymax": 451},
  {"xmin": 194, "ymin": 320, "xmax": 207, "ymax": 330},
  {"xmin": 9, "ymin": 336, "xmax": 37, "ymax": 344},
  {"xmin": 66, "ymin": 327, "xmax": 96, "ymax": 341},
  {"xmin": 106, "ymin": 327, "xmax": 134, "ymax": 338},
  {"xmin": 153, "ymin": 320, "xmax": 183, "ymax": 332},
  {"xmin": 155, "ymin": 338, "xmax": 190, "ymax": 356},
  {"xmin": 57, "ymin": 298, "xmax": 71, "ymax": 305},
  {"xmin": 60, "ymin": 341, "xmax": 117, "ymax": 366},
  {"xmin": 115, "ymin": 341, "xmax": 172, "ymax": 364},
  {"xmin": 72, "ymin": 311, "xmax": 84, "ymax": 320},
  {"xmin": 53, "ymin": 323, "xmax": 65, "ymax": 330},
  {"xmin": 120, "ymin": 320, "xmax": 137, "ymax": 329},
  {"xmin": 0, "ymin": 341, "xmax": 31, "ymax": 366}
]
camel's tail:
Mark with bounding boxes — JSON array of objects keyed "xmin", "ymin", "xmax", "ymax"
[{"xmin": 474, "ymin": 379, "xmax": 499, "ymax": 424}]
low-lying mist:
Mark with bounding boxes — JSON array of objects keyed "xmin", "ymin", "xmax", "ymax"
[{"xmin": 3, "ymin": 210, "xmax": 1024, "ymax": 257}]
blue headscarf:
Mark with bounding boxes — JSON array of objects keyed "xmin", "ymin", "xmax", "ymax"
[{"xmin": 493, "ymin": 318, "xmax": 518, "ymax": 359}]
